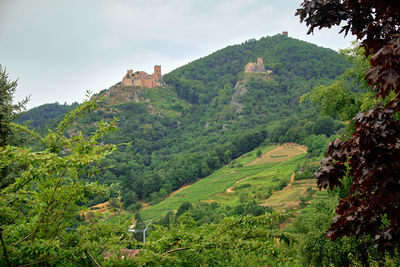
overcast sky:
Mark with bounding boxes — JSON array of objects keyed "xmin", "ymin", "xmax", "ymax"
[{"xmin": 0, "ymin": 0, "xmax": 354, "ymax": 109}]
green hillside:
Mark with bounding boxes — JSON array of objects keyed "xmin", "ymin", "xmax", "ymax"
[{"xmin": 17, "ymin": 34, "xmax": 348, "ymax": 210}]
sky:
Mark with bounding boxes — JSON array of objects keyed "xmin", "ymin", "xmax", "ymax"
[{"xmin": 0, "ymin": 0, "xmax": 354, "ymax": 109}]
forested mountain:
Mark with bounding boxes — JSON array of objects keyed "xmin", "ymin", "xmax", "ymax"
[
  {"xmin": 164, "ymin": 34, "xmax": 347, "ymax": 104},
  {"xmin": 16, "ymin": 102, "xmax": 79, "ymax": 129},
  {"xmin": 17, "ymin": 34, "xmax": 350, "ymax": 209}
]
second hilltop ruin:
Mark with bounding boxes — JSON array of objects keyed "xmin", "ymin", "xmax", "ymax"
[{"xmin": 244, "ymin": 58, "xmax": 267, "ymax": 73}]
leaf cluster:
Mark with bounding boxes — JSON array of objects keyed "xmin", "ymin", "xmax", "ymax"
[
  {"xmin": 0, "ymin": 94, "xmax": 132, "ymax": 266},
  {"xmin": 135, "ymin": 213, "xmax": 294, "ymax": 266},
  {"xmin": 296, "ymin": 0, "xmax": 400, "ymax": 55}
]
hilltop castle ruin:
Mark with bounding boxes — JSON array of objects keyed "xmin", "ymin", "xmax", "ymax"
[
  {"xmin": 121, "ymin": 65, "xmax": 162, "ymax": 88},
  {"xmin": 244, "ymin": 58, "xmax": 266, "ymax": 73}
]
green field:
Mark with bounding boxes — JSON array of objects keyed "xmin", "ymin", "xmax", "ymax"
[
  {"xmin": 261, "ymin": 179, "xmax": 317, "ymax": 208},
  {"xmin": 141, "ymin": 144, "xmax": 311, "ymax": 220}
]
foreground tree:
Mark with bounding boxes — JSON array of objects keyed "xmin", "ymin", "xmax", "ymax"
[
  {"xmin": 0, "ymin": 90, "xmax": 132, "ymax": 265},
  {"xmin": 134, "ymin": 213, "xmax": 293, "ymax": 266},
  {"xmin": 297, "ymin": 0, "xmax": 400, "ymax": 251}
]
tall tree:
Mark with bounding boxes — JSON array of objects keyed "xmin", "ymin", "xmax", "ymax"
[
  {"xmin": 297, "ymin": 0, "xmax": 400, "ymax": 251},
  {"xmin": 0, "ymin": 64, "xmax": 28, "ymax": 147},
  {"xmin": 0, "ymin": 65, "xmax": 29, "ymax": 189}
]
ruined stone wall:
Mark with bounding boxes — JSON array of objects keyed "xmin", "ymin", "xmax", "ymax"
[
  {"xmin": 133, "ymin": 79, "xmax": 142, "ymax": 87},
  {"xmin": 121, "ymin": 65, "xmax": 162, "ymax": 88},
  {"xmin": 141, "ymin": 76, "xmax": 155, "ymax": 88},
  {"xmin": 122, "ymin": 69, "xmax": 134, "ymax": 86}
]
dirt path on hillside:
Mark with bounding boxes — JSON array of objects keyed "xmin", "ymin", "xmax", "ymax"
[
  {"xmin": 287, "ymin": 173, "xmax": 295, "ymax": 187},
  {"xmin": 225, "ymin": 176, "xmax": 250, "ymax": 193},
  {"xmin": 169, "ymin": 184, "xmax": 192, "ymax": 197},
  {"xmin": 168, "ymin": 171, "xmax": 239, "ymax": 196},
  {"xmin": 226, "ymin": 187, "xmax": 235, "ymax": 193}
]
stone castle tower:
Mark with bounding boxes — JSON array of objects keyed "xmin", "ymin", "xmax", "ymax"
[
  {"xmin": 154, "ymin": 65, "xmax": 161, "ymax": 76},
  {"xmin": 121, "ymin": 65, "xmax": 162, "ymax": 88},
  {"xmin": 153, "ymin": 65, "xmax": 162, "ymax": 81}
]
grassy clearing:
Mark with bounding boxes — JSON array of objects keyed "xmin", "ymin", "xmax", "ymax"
[
  {"xmin": 262, "ymin": 185, "xmax": 311, "ymax": 208},
  {"xmin": 247, "ymin": 143, "xmax": 307, "ymax": 165},
  {"xmin": 261, "ymin": 176, "xmax": 318, "ymax": 211},
  {"xmin": 101, "ymin": 85, "xmax": 190, "ymax": 119},
  {"xmin": 140, "ymin": 144, "xmax": 309, "ymax": 221},
  {"xmin": 144, "ymin": 86, "xmax": 190, "ymax": 116}
]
